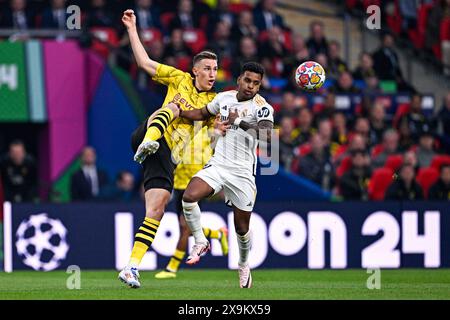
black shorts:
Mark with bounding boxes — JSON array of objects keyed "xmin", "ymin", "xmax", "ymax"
[{"xmin": 131, "ymin": 119, "xmax": 176, "ymax": 192}]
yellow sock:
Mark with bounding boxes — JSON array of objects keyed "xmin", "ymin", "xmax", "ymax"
[
  {"xmin": 203, "ymin": 227, "xmax": 220, "ymax": 239},
  {"xmin": 166, "ymin": 249, "xmax": 185, "ymax": 272},
  {"xmin": 128, "ymin": 217, "xmax": 160, "ymax": 267},
  {"xmin": 144, "ymin": 108, "xmax": 174, "ymax": 142}
]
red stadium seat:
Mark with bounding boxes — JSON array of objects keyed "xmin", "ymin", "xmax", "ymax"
[
  {"xmin": 140, "ymin": 28, "xmax": 162, "ymax": 46},
  {"xmin": 384, "ymin": 155, "xmax": 403, "ymax": 172},
  {"xmin": 337, "ymin": 156, "xmax": 352, "ymax": 178},
  {"xmin": 90, "ymin": 27, "xmax": 119, "ymax": 59},
  {"xmin": 160, "ymin": 12, "xmax": 175, "ymax": 30},
  {"xmin": 296, "ymin": 143, "xmax": 312, "ymax": 156},
  {"xmin": 229, "ymin": 2, "xmax": 253, "ymax": 14},
  {"xmin": 368, "ymin": 168, "xmax": 394, "ymax": 200},
  {"xmin": 430, "ymin": 155, "xmax": 450, "ymax": 171},
  {"xmin": 258, "ymin": 30, "xmax": 293, "ymax": 52},
  {"xmin": 333, "ymin": 144, "xmax": 348, "ymax": 162},
  {"xmin": 393, "ymin": 103, "xmax": 410, "ymax": 128},
  {"xmin": 386, "ymin": 0, "xmax": 402, "ymax": 35},
  {"xmin": 416, "ymin": 167, "xmax": 440, "ymax": 198},
  {"xmin": 182, "ymin": 29, "xmax": 207, "ymax": 54},
  {"xmin": 441, "ymin": 17, "xmax": 450, "ymax": 41}
]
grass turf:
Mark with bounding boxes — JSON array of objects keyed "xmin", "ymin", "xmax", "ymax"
[{"xmin": 0, "ymin": 269, "xmax": 449, "ymax": 300}]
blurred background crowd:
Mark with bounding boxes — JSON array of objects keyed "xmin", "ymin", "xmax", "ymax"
[{"xmin": 0, "ymin": 0, "xmax": 449, "ymax": 203}]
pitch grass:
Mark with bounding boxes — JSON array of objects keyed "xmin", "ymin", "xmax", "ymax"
[{"xmin": 0, "ymin": 269, "xmax": 449, "ymax": 300}]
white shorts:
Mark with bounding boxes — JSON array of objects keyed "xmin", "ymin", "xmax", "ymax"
[{"xmin": 194, "ymin": 163, "xmax": 257, "ymax": 212}]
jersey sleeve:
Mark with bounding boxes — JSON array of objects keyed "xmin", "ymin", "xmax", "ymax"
[
  {"xmin": 256, "ymin": 103, "xmax": 274, "ymax": 123},
  {"xmin": 151, "ymin": 63, "xmax": 187, "ymax": 87},
  {"xmin": 206, "ymin": 93, "xmax": 221, "ymax": 115}
]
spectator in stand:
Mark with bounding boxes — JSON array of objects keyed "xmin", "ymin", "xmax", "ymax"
[
  {"xmin": 369, "ymin": 101, "xmax": 387, "ymax": 146},
  {"xmin": 163, "ymin": 28, "xmax": 192, "ymax": 66},
  {"xmin": 275, "ymin": 91, "xmax": 300, "ymax": 123},
  {"xmin": 259, "ymin": 25, "xmax": 289, "ymax": 60},
  {"xmin": 404, "ymin": 150, "xmax": 419, "ymax": 171},
  {"xmin": 86, "ymin": 0, "xmax": 114, "ymax": 28},
  {"xmin": 428, "ymin": 164, "xmax": 450, "ymax": 200},
  {"xmin": 70, "ymin": 146, "xmax": 109, "ymax": 201},
  {"xmin": 231, "ymin": 36, "xmax": 259, "ymax": 79},
  {"xmin": 102, "ymin": 170, "xmax": 139, "ymax": 202},
  {"xmin": 41, "ymin": 0, "xmax": 69, "ymax": 29},
  {"xmin": 425, "ymin": 0, "xmax": 450, "ymax": 60},
  {"xmin": 333, "ymin": 133, "xmax": 367, "ymax": 166},
  {"xmin": 416, "ymin": 125, "xmax": 437, "ymax": 168},
  {"xmin": 327, "ymin": 40, "xmax": 348, "ymax": 80},
  {"xmin": 306, "ymin": 20, "xmax": 328, "ymax": 57},
  {"xmin": 207, "ymin": 0, "xmax": 234, "ymax": 39},
  {"xmin": 372, "ymin": 32, "xmax": 415, "ymax": 93},
  {"xmin": 253, "ymin": 0, "xmax": 286, "ymax": 31},
  {"xmin": 282, "ymin": 33, "xmax": 310, "ymax": 78},
  {"xmin": 340, "ymin": 149, "xmax": 372, "ymax": 200},
  {"xmin": 399, "ymin": 93, "xmax": 431, "ymax": 141},
  {"xmin": 278, "ymin": 116, "xmax": 296, "ymax": 171},
  {"xmin": 315, "ymin": 92, "xmax": 336, "ymax": 122},
  {"xmin": 292, "ymin": 107, "xmax": 315, "ymax": 146},
  {"xmin": 208, "ymin": 20, "xmax": 235, "ymax": 62},
  {"xmin": 0, "ymin": 140, "xmax": 37, "ymax": 203},
  {"xmin": 331, "ymin": 112, "xmax": 349, "ymax": 146},
  {"xmin": 169, "ymin": 0, "xmax": 201, "ymax": 32},
  {"xmin": 399, "ymin": 0, "xmax": 418, "ymax": 35},
  {"xmin": 398, "ymin": 117, "xmax": 416, "ymax": 152},
  {"xmin": 385, "ymin": 164, "xmax": 424, "ymax": 200},
  {"xmin": 372, "ymin": 129, "xmax": 400, "ymax": 168},
  {"xmin": 436, "ymin": 91, "xmax": 450, "ymax": 138},
  {"xmin": 1, "ymin": 0, "xmax": 34, "ymax": 29},
  {"xmin": 353, "ymin": 117, "xmax": 371, "ymax": 147},
  {"xmin": 330, "ymin": 71, "xmax": 361, "ymax": 94},
  {"xmin": 133, "ymin": 0, "xmax": 161, "ymax": 30},
  {"xmin": 362, "ymin": 74, "xmax": 382, "ymax": 96},
  {"xmin": 352, "ymin": 52, "xmax": 376, "ymax": 81},
  {"xmin": 295, "ymin": 133, "xmax": 335, "ymax": 191},
  {"xmin": 230, "ymin": 9, "xmax": 258, "ymax": 42}
]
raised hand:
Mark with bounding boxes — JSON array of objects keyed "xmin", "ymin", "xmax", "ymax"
[{"xmin": 122, "ymin": 9, "xmax": 136, "ymax": 30}]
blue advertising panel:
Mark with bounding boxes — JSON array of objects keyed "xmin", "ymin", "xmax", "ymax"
[{"xmin": 3, "ymin": 201, "xmax": 449, "ymax": 271}]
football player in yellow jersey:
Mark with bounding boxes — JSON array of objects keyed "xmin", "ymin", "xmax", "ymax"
[
  {"xmin": 118, "ymin": 9, "xmax": 226, "ymax": 288},
  {"xmin": 154, "ymin": 124, "xmax": 229, "ymax": 280}
]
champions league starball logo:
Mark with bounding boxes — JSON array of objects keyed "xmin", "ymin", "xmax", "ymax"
[{"xmin": 15, "ymin": 214, "xmax": 70, "ymax": 271}]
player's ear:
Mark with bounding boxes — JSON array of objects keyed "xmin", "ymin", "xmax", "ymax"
[
  {"xmin": 192, "ymin": 66, "xmax": 198, "ymax": 76},
  {"xmin": 237, "ymin": 75, "xmax": 241, "ymax": 85}
]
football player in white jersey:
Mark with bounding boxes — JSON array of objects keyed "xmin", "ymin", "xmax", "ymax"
[{"xmin": 166, "ymin": 62, "xmax": 274, "ymax": 288}]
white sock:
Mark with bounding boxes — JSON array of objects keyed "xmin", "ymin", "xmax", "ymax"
[
  {"xmin": 182, "ymin": 200, "xmax": 208, "ymax": 244},
  {"xmin": 237, "ymin": 230, "xmax": 252, "ymax": 266}
]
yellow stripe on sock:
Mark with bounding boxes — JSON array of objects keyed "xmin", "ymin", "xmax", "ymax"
[
  {"xmin": 145, "ymin": 217, "xmax": 160, "ymax": 226},
  {"xmin": 152, "ymin": 119, "xmax": 168, "ymax": 129},
  {"xmin": 139, "ymin": 226, "xmax": 156, "ymax": 236},
  {"xmin": 129, "ymin": 241, "xmax": 149, "ymax": 267},
  {"xmin": 174, "ymin": 249, "xmax": 185, "ymax": 260},
  {"xmin": 136, "ymin": 233, "xmax": 154, "ymax": 243}
]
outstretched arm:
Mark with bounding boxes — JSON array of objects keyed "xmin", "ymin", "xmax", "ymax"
[{"xmin": 122, "ymin": 9, "xmax": 158, "ymax": 76}]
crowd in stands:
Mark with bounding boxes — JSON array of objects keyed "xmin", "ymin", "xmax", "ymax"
[
  {"xmin": 0, "ymin": 0, "xmax": 449, "ymax": 202},
  {"xmin": 345, "ymin": 0, "xmax": 450, "ymax": 76}
]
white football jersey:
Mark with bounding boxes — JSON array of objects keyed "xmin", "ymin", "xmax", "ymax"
[{"xmin": 206, "ymin": 90, "xmax": 274, "ymax": 174}]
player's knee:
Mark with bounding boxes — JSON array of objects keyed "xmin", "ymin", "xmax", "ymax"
[
  {"xmin": 165, "ymin": 102, "xmax": 180, "ymax": 118},
  {"xmin": 182, "ymin": 191, "xmax": 198, "ymax": 204},
  {"xmin": 235, "ymin": 224, "xmax": 249, "ymax": 236}
]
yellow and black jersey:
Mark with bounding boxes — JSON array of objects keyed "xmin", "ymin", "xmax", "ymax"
[{"xmin": 152, "ymin": 63, "xmax": 216, "ymax": 162}]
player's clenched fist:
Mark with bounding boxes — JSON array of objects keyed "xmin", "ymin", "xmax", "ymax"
[{"xmin": 122, "ymin": 9, "xmax": 136, "ymax": 29}]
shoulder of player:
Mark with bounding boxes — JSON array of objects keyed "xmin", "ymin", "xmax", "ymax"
[
  {"xmin": 252, "ymin": 93, "xmax": 269, "ymax": 106},
  {"xmin": 214, "ymin": 90, "xmax": 237, "ymax": 101}
]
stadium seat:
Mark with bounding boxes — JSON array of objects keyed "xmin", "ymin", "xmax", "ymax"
[
  {"xmin": 258, "ymin": 30, "xmax": 293, "ymax": 52},
  {"xmin": 176, "ymin": 56, "xmax": 191, "ymax": 71},
  {"xmin": 416, "ymin": 167, "xmax": 439, "ymax": 198},
  {"xmin": 160, "ymin": 12, "xmax": 175, "ymax": 30},
  {"xmin": 441, "ymin": 17, "xmax": 450, "ymax": 41},
  {"xmin": 430, "ymin": 155, "xmax": 450, "ymax": 171},
  {"xmin": 384, "ymin": 155, "xmax": 403, "ymax": 172},
  {"xmin": 229, "ymin": 2, "xmax": 253, "ymax": 14},
  {"xmin": 182, "ymin": 29, "xmax": 207, "ymax": 54},
  {"xmin": 368, "ymin": 168, "xmax": 394, "ymax": 200},
  {"xmin": 295, "ymin": 143, "xmax": 312, "ymax": 156},
  {"xmin": 90, "ymin": 27, "xmax": 119, "ymax": 59},
  {"xmin": 393, "ymin": 103, "xmax": 410, "ymax": 128},
  {"xmin": 337, "ymin": 156, "xmax": 352, "ymax": 178},
  {"xmin": 386, "ymin": 0, "xmax": 402, "ymax": 35},
  {"xmin": 140, "ymin": 28, "xmax": 162, "ymax": 46}
]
